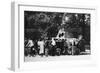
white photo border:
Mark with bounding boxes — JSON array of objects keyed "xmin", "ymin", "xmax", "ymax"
[{"xmin": 11, "ymin": 2, "xmax": 97, "ymax": 71}]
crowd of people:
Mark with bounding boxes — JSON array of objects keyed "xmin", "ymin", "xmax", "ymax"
[
  {"xmin": 24, "ymin": 34, "xmax": 86, "ymax": 57},
  {"xmin": 24, "ymin": 12, "xmax": 90, "ymax": 57}
]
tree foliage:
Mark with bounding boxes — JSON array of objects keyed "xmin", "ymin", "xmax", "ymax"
[{"xmin": 24, "ymin": 11, "xmax": 90, "ymax": 44}]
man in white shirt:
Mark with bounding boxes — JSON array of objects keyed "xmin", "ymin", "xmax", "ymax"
[
  {"xmin": 38, "ymin": 39, "xmax": 45, "ymax": 56},
  {"xmin": 26, "ymin": 39, "xmax": 34, "ymax": 57},
  {"xmin": 26, "ymin": 39, "xmax": 34, "ymax": 47},
  {"xmin": 51, "ymin": 38, "xmax": 56, "ymax": 56}
]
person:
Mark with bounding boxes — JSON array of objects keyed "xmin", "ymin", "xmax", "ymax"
[
  {"xmin": 51, "ymin": 38, "xmax": 56, "ymax": 46},
  {"xmin": 26, "ymin": 38, "xmax": 34, "ymax": 48},
  {"xmin": 24, "ymin": 38, "xmax": 28, "ymax": 56},
  {"xmin": 34, "ymin": 40, "xmax": 39, "ymax": 55},
  {"xmin": 67, "ymin": 38, "xmax": 80, "ymax": 55},
  {"xmin": 51, "ymin": 38, "xmax": 56, "ymax": 56},
  {"xmin": 37, "ymin": 39, "xmax": 45, "ymax": 57},
  {"xmin": 63, "ymin": 40, "xmax": 69, "ymax": 55},
  {"xmin": 77, "ymin": 35, "xmax": 85, "ymax": 52},
  {"xmin": 26, "ymin": 38, "xmax": 34, "ymax": 56},
  {"xmin": 44, "ymin": 40, "xmax": 50, "ymax": 57},
  {"xmin": 30, "ymin": 46, "xmax": 36, "ymax": 57},
  {"xmin": 60, "ymin": 39, "xmax": 65, "ymax": 55},
  {"xmin": 72, "ymin": 39, "xmax": 80, "ymax": 55},
  {"xmin": 56, "ymin": 48, "xmax": 61, "ymax": 56}
]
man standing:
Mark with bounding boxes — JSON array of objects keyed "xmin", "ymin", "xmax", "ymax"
[
  {"xmin": 38, "ymin": 39, "xmax": 45, "ymax": 57},
  {"xmin": 77, "ymin": 35, "xmax": 85, "ymax": 52},
  {"xmin": 26, "ymin": 38, "xmax": 34, "ymax": 56},
  {"xmin": 51, "ymin": 38, "xmax": 56, "ymax": 56}
]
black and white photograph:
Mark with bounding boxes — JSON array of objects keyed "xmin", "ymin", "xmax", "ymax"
[{"xmin": 24, "ymin": 11, "xmax": 91, "ymax": 62}]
